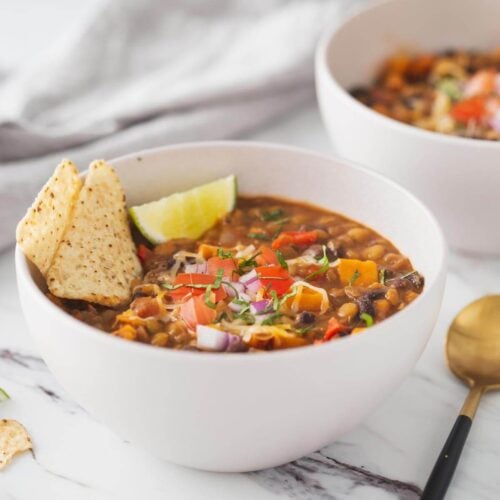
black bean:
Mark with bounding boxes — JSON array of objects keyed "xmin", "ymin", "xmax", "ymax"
[
  {"xmin": 355, "ymin": 295, "xmax": 375, "ymax": 317},
  {"xmin": 304, "ymin": 243, "xmax": 339, "ymax": 262},
  {"xmin": 297, "ymin": 312, "xmax": 316, "ymax": 325},
  {"xmin": 367, "ymin": 290, "xmax": 386, "ymax": 301},
  {"xmin": 328, "ymin": 242, "xmax": 345, "ymax": 258},
  {"xmin": 390, "ymin": 271, "xmax": 424, "ymax": 291},
  {"xmin": 407, "ymin": 271, "xmax": 425, "ymax": 291},
  {"xmin": 325, "ymin": 247, "xmax": 339, "ymax": 261}
]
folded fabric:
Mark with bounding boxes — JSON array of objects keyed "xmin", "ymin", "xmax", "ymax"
[{"xmin": 0, "ymin": 0, "xmax": 364, "ymax": 251}]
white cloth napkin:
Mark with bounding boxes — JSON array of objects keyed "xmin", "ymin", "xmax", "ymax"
[{"xmin": 0, "ymin": 0, "xmax": 363, "ymax": 251}]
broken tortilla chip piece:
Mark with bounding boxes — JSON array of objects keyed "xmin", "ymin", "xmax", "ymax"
[
  {"xmin": 0, "ymin": 419, "xmax": 32, "ymax": 470},
  {"xmin": 46, "ymin": 160, "xmax": 141, "ymax": 307},
  {"xmin": 16, "ymin": 159, "xmax": 82, "ymax": 276}
]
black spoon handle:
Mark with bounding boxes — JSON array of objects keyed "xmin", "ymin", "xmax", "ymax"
[{"xmin": 420, "ymin": 414, "xmax": 472, "ymax": 500}]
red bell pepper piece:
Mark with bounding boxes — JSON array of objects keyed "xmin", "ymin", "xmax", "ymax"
[
  {"xmin": 207, "ymin": 256, "xmax": 237, "ymax": 279},
  {"xmin": 272, "ymin": 230, "xmax": 318, "ymax": 250},
  {"xmin": 255, "ymin": 245, "xmax": 279, "ymax": 266},
  {"xmin": 322, "ymin": 317, "xmax": 347, "ymax": 342},
  {"xmin": 255, "ymin": 265, "xmax": 294, "ymax": 296},
  {"xmin": 451, "ymin": 97, "xmax": 486, "ymax": 123},
  {"xmin": 170, "ymin": 273, "xmax": 227, "ymax": 302}
]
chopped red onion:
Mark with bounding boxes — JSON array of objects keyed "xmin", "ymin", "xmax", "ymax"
[
  {"xmin": 239, "ymin": 292, "xmax": 251, "ymax": 303},
  {"xmin": 223, "ymin": 281, "xmax": 245, "ymax": 298},
  {"xmin": 184, "ymin": 262, "xmax": 207, "ymax": 274},
  {"xmin": 239, "ymin": 269, "xmax": 258, "ymax": 285},
  {"xmin": 196, "ymin": 325, "xmax": 228, "ymax": 351},
  {"xmin": 250, "ymin": 300, "xmax": 270, "ymax": 315},
  {"xmin": 196, "ymin": 325, "xmax": 247, "ymax": 352},
  {"xmin": 245, "ymin": 279, "xmax": 261, "ymax": 296}
]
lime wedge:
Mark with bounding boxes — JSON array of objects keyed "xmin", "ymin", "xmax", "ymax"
[{"xmin": 129, "ymin": 175, "xmax": 237, "ymax": 244}]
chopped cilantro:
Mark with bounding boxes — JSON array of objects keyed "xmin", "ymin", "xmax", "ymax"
[
  {"xmin": 237, "ymin": 251, "xmax": 261, "ymax": 274},
  {"xmin": 269, "ymin": 290, "xmax": 280, "ymax": 311},
  {"xmin": 204, "ymin": 286, "xmax": 217, "ymax": 309},
  {"xmin": 235, "ymin": 311, "xmax": 255, "ymax": 324},
  {"xmin": 247, "ymin": 232, "xmax": 271, "ymax": 241},
  {"xmin": 217, "ymin": 248, "xmax": 233, "ymax": 259},
  {"xmin": 261, "ymin": 208, "xmax": 284, "ymax": 221},
  {"xmin": 261, "ymin": 312, "xmax": 283, "ymax": 325},
  {"xmin": 360, "ymin": 312, "xmax": 374, "ymax": 327},
  {"xmin": 276, "ymin": 250, "xmax": 288, "ymax": 270},
  {"xmin": 306, "ymin": 245, "xmax": 329, "ymax": 280},
  {"xmin": 278, "ymin": 287, "xmax": 298, "ymax": 308},
  {"xmin": 296, "ymin": 326, "xmax": 312, "ymax": 336},
  {"xmin": 348, "ymin": 269, "xmax": 360, "ymax": 286},
  {"xmin": 379, "ymin": 268, "xmax": 386, "ymax": 285},
  {"xmin": 232, "ymin": 298, "xmax": 250, "ymax": 311},
  {"xmin": 161, "ymin": 283, "xmax": 183, "ymax": 290},
  {"xmin": 437, "ymin": 78, "xmax": 462, "ymax": 101},
  {"xmin": 213, "ymin": 268, "xmax": 224, "ymax": 288}
]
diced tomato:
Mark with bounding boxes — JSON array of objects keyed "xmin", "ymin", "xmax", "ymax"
[
  {"xmin": 451, "ymin": 97, "xmax": 486, "ymax": 123},
  {"xmin": 255, "ymin": 265, "xmax": 294, "ymax": 296},
  {"xmin": 207, "ymin": 256, "xmax": 236, "ymax": 279},
  {"xmin": 137, "ymin": 244, "xmax": 152, "ymax": 263},
  {"xmin": 272, "ymin": 230, "xmax": 318, "ymax": 250},
  {"xmin": 170, "ymin": 273, "xmax": 227, "ymax": 302},
  {"xmin": 255, "ymin": 245, "xmax": 279, "ymax": 266},
  {"xmin": 180, "ymin": 296, "xmax": 216, "ymax": 330},
  {"xmin": 321, "ymin": 317, "xmax": 348, "ymax": 342},
  {"xmin": 131, "ymin": 297, "xmax": 160, "ymax": 318}
]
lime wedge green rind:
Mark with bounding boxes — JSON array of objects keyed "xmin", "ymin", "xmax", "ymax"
[{"xmin": 129, "ymin": 175, "xmax": 237, "ymax": 245}]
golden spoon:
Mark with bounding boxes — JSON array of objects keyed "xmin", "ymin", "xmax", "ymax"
[{"xmin": 422, "ymin": 295, "xmax": 500, "ymax": 499}]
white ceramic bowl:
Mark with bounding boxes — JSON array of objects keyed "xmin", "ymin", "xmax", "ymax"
[
  {"xmin": 316, "ymin": 0, "xmax": 500, "ymax": 255},
  {"xmin": 16, "ymin": 142, "xmax": 446, "ymax": 472}
]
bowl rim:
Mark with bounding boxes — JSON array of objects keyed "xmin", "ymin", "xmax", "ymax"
[
  {"xmin": 15, "ymin": 140, "xmax": 447, "ymax": 363},
  {"xmin": 315, "ymin": 0, "xmax": 500, "ymax": 150}
]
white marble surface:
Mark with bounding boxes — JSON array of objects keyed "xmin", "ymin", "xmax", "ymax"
[{"xmin": 2, "ymin": 103, "xmax": 500, "ymax": 499}]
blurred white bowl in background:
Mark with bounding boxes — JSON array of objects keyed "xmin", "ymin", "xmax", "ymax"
[{"xmin": 316, "ymin": 0, "xmax": 500, "ymax": 255}]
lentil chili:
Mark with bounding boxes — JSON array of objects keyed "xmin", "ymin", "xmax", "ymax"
[
  {"xmin": 351, "ymin": 48, "xmax": 500, "ymax": 139},
  {"xmin": 54, "ymin": 196, "xmax": 424, "ymax": 352}
]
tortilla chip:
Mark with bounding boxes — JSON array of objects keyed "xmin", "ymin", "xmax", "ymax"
[
  {"xmin": 46, "ymin": 160, "xmax": 141, "ymax": 306},
  {"xmin": 0, "ymin": 419, "xmax": 32, "ymax": 470},
  {"xmin": 16, "ymin": 160, "xmax": 82, "ymax": 276}
]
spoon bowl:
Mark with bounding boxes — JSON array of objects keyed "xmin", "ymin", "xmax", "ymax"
[{"xmin": 447, "ymin": 295, "xmax": 500, "ymax": 388}]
